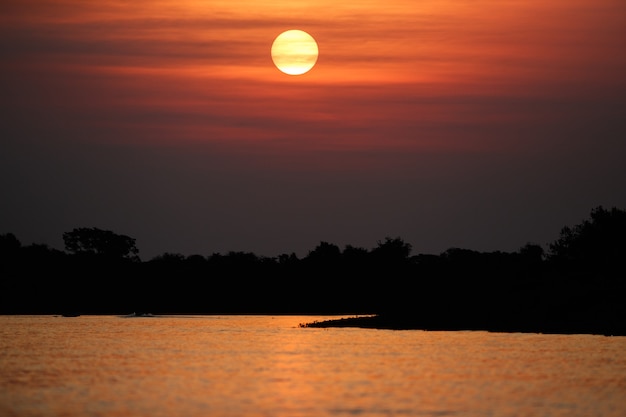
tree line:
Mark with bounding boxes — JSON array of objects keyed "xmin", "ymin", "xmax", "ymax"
[{"xmin": 1, "ymin": 206, "xmax": 624, "ymax": 335}]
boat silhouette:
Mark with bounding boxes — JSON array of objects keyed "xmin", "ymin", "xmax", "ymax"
[{"xmin": 122, "ymin": 312, "xmax": 157, "ymax": 318}]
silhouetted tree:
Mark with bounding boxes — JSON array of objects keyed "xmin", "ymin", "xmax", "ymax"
[
  {"xmin": 371, "ymin": 237, "xmax": 412, "ymax": 263},
  {"xmin": 150, "ymin": 252, "xmax": 185, "ymax": 263},
  {"xmin": 186, "ymin": 254, "xmax": 207, "ymax": 265},
  {"xmin": 63, "ymin": 227, "xmax": 140, "ymax": 261},
  {"xmin": 277, "ymin": 252, "xmax": 299, "ymax": 265},
  {"xmin": 0, "ymin": 232, "xmax": 21, "ymax": 255},
  {"xmin": 305, "ymin": 241, "xmax": 341, "ymax": 262},
  {"xmin": 440, "ymin": 247, "xmax": 480, "ymax": 263},
  {"xmin": 548, "ymin": 206, "xmax": 626, "ymax": 268},
  {"xmin": 519, "ymin": 242, "xmax": 544, "ymax": 263},
  {"xmin": 342, "ymin": 245, "xmax": 370, "ymax": 268}
]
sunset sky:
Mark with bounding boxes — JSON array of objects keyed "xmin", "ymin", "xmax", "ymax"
[{"xmin": 2, "ymin": 0, "xmax": 625, "ymax": 260}]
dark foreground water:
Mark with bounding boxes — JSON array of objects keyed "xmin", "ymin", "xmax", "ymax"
[{"xmin": 1, "ymin": 315, "xmax": 625, "ymax": 417}]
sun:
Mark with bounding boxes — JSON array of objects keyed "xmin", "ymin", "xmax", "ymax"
[{"xmin": 271, "ymin": 30, "xmax": 318, "ymax": 75}]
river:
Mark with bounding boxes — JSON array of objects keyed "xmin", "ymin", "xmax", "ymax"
[{"xmin": 1, "ymin": 315, "xmax": 625, "ymax": 416}]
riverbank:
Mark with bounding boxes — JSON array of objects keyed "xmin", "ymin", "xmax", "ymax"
[{"xmin": 299, "ymin": 314, "xmax": 626, "ymax": 336}]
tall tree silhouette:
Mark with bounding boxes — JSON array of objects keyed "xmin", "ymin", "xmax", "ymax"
[
  {"xmin": 548, "ymin": 206, "xmax": 626, "ymax": 268},
  {"xmin": 63, "ymin": 227, "xmax": 140, "ymax": 261}
]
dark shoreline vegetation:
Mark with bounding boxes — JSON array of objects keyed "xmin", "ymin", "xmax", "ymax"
[{"xmin": 1, "ymin": 206, "xmax": 625, "ymax": 336}]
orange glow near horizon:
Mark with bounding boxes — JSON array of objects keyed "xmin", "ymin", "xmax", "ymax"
[{"xmin": 2, "ymin": 0, "xmax": 625, "ymax": 153}]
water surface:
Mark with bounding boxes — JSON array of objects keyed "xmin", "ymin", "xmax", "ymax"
[{"xmin": 1, "ymin": 315, "xmax": 625, "ymax": 416}]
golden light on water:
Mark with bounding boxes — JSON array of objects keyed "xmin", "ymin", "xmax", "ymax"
[
  {"xmin": 2, "ymin": 316, "xmax": 626, "ymax": 416},
  {"xmin": 271, "ymin": 30, "xmax": 318, "ymax": 75}
]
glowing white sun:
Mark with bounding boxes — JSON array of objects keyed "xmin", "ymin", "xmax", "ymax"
[{"xmin": 271, "ymin": 30, "xmax": 318, "ymax": 75}]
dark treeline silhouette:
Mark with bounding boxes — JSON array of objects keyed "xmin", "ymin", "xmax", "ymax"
[{"xmin": 1, "ymin": 206, "xmax": 625, "ymax": 335}]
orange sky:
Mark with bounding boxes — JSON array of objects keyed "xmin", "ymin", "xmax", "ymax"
[
  {"xmin": 1, "ymin": 0, "xmax": 625, "ymax": 258},
  {"xmin": 4, "ymin": 0, "xmax": 624, "ymax": 153}
]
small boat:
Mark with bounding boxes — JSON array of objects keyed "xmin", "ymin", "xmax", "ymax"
[{"xmin": 122, "ymin": 312, "xmax": 157, "ymax": 318}]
